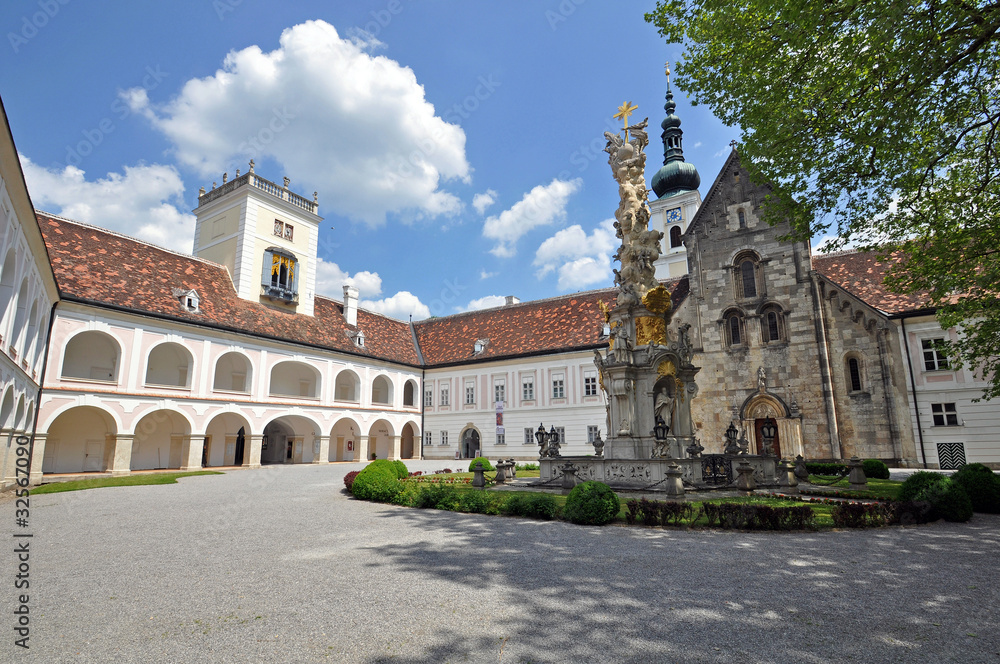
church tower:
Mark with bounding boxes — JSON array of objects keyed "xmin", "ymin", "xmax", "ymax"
[
  {"xmin": 192, "ymin": 161, "xmax": 322, "ymax": 317},
  {"xmin": 649, "ymin": 66, "xmax": 702, "ymax": 280}
]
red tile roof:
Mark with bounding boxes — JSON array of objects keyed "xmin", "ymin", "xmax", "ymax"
[
  {"xmin": 38, "ymin": 214, "xmax": 421, "ymax": 366},
  {"xmin": 812, "ymin": 249, "xmax": 931, "ymax": 315},
  {"xmin": 413, "ymin": 278, "xmax": 689, "ymax": 367}
]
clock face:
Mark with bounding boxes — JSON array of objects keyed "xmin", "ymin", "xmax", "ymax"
[{"xmin": 666, "ymin": 207, "xmax": 682, "ymax": 223}]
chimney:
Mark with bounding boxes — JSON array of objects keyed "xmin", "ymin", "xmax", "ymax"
[
  {"xmin": 505, "ymin": 295, "xmax": 520, "ymax": 306},
  {"xmin": 343, "ymin": 285, "xmax": 359, "ymax": 326}
]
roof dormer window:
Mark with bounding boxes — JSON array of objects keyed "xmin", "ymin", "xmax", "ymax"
[
  {"xmin": 172, "ymin": 288, "xmax": 201, "ymax": 313},
  {"xmin": 474, "ymin": 339, "xmax": 488, "ymax": 354},
  {"xmin": 354, "ymin": 329, "xmax": 366, "ymax": 347}
]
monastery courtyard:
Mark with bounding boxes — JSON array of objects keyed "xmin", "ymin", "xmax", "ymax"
[{"xmin": 6, "ymin": 462, "xmax": 999, "ymax": 663}]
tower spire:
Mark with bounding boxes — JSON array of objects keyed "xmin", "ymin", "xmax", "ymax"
[{"xmin": 651, "ymin": 61, "xmax": 701, "ymax": 199}]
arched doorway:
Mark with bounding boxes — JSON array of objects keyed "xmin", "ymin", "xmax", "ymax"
[
  {"xmin": 203, "ymin": 412, "xmax": 251, "ymax": 467},
  {"xmin": 740, "ymin": 393, "xmax": 802, "ymax": 459},
  {"xmin": 460, "ymin": 427, "xmax": 480, "ymax": 459},
  {"xmin": 400, "ymin": 422, "xmax": 417, "ymax": 459},
  {"xmin": 330, "ymin": 418, "xmax": 360, "ymax": 461},
  {"xmin": 131, "ymin": 409, "xmax": 191, "ymax": 470},
  {"xmin": 367, "ymin": 419, "xmax": 394, "ymax": 460},
  {"xmin": 41, "ymin": 406, "xmax": 118, "ymax": 473},
  {"xmin": 262, "ymin": 415, "xmax": 320, "ymax": 464}
]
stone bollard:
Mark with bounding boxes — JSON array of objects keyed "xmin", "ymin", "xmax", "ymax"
[
  {"xmin": 735, "ymin": 460, "xmax": 757, "ymax": 492},
  {"xmin": 847, "ymin": 456, "xmax": 868, "ymax": 491},
  {"xmin": 777, "ymin": 459, "xmax": 799, "ymax": 495},
  {"xmin": 508, "ymin": 459, "xmax": 517, "ymax": 479},
  {"xmin": 472, "ymin": 461, "xmax": 486, "ymax": 489},
  {"xmin": 495, "ymin": 461, "xmax": 507, "ymax": 485},
  {"xmin": 664, "ymin": 462, "xmax": 685, "ymax": 499},
  {"xmin": 560, "ymin": 462, "xmax": 578, "ymax": 490},
  {"xmin": 794, "ymin": 455, "xmax": 810, "ymax": 482}
]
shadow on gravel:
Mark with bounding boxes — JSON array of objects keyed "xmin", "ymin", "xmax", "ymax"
[{"xmin": 360, "ymin": 507, "xmax": 1000, "ymax": 664}]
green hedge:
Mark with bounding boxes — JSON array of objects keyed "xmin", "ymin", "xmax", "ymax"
[
  {"xmin": 806, "ymin": 462, "xmax": 849, "ymax": 477},
  {"xmin": 501, "ymin": 493, "xmax": 557, "ymax": 520},
  {"xmin": 952, "ymin": 464, "xmax": 1000, "ymax": 513},
  {"xmin": 899, "ymin": 472, "xmax": 972, "ymax": 522},
  {"xmin": 468, "ymin": 456, "xmax": 494, "ymax": 472},
  {"xmin": 862, "ymin": 459, "xmax": 891, "ymax": 480},
  {"xmin": 562, "ymin": 481, "xmax": 620, "ymax": 526},
  {"xmin": 351, "ymin": 463, "xmax": 403, "ymax": 502}
]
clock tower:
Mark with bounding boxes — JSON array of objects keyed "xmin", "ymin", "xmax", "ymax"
[{"xmin": 648, "ymin": 65, "xmax": 702, "ymax": 280}]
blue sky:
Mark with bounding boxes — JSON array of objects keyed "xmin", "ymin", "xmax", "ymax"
[{"xmin": 2, "ymin": 0, "xmax": 740, "ymax": 320}]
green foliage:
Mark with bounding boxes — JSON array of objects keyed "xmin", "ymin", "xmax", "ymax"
[
  {"xmin": 898, "ymin": 471, "xmax": 947, "ymax": 502},
  {"xmin": 862, "ymin": 459, "xmax": 891, "ymax": 480},
  {"xmin": 501, "ymin": 493, "xmax": 558, "ymax": 520},
  {"xmin": 919, "ymin": 477, "xmax": 973, "ymax": 522},
  {"xmin": 458, "ymin": 490, "xmax": 497, "ymax": 514},
  {"xmin": 350, "ymin": 464, "xmax": 402, "ymax": 502},
  {"xmin": 391, "ymin": 459, "xmax": 409, "ymax": 479},
  {"xmin": 562, "ymin": 481, "xmax": 620, "ymax": 526},
  {"xmin": 806, "ymin": 463, "xmax": 848, "ymax": 477},
  {"xmin": 412, "ymin": 483, "xmax": 461, "ymax": 510},
  {"xmin": 515, "ymin": 463, "xmax": 539, "ymax": 471},
  {"xmin": 831, "ymin": 502, "xmax": 894, "ymax": 528},
  {"xmin": 343, "ymin": 470, "xmax": 361, "ymax": 492},
  {"xmin": 951, "ymin": 464, "xmax": 1000, "ymax": 514},
  {"xmin": 646, "ymin": 0, "xmax": 1000, "ymax": 398},
  {"xmin": 468, "ymin": 456, "xmax": 494, "ymax": 472},
  {"xmin": 699, "ymin": 502, "xmax": 814, "ymax": 531}
]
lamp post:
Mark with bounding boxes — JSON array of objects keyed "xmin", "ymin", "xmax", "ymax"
[
  {"xmin": 653, "ymin": 416, "xmax": 670, "ymax": 441},
  {"xmin": 535, "ymin": 423, "xmax": 561, "ymax": 458},
  {"xmin": 760, "ymin": 418, "xmax": 778, "ymax": 456},
  {"xmin": 723, "ymin": 422, "xmax": 740, "ymax": 455}
]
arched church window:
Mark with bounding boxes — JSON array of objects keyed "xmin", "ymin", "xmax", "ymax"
[
  {"xmin": 847, "ymin": 356, "xmax": 863, "ymax": 392},
  {"xmin": 723, "ymin": 310, "xmax": 744, "ymax": 347},
  {"xmin": 669, "ymin": 226, "xmax": 683, "ymax": 248},
  {"xmin": 738, "ymin": 209, "xmax": 746, "ymax": 228},
  {"xmin": 739, "ymin": 259, "xmax": 758, "ymax": 299},
  {"xmin": 760, "ymin": 305, "xmax": 785, "ymax": 343}
]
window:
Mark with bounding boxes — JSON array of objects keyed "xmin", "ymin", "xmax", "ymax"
[
  {"xmin": 424, "ymin": 388, "xmax": 433, "ymax": 407},
  {"xmin": 723, "ymin": 311, "xmax": 744, "ymax": 347},
  {"xmin": 922, "ymin": 338, "xmax": 950, "ymax": 371},
  {"xmin": 760, "ymin": 306, "xmax": 785, "ymax": 343},
  {"xmin": 738, "ymin": 209, "xmax": 746, "ymax": 228},
  {"xmin": 740, "ymin": 260, "xmax": 757, "ymax": 298},
  {"xmin": 552, "ymin": 377, "xmax": 565, "ymax": 399},
  {"xmin": 524, "ymin": 427, "xmax": 534, "ymax": 445},
  {"xmin": 261, "ymin": 248, "xmax": 298, "ymax": 303},
  {"xmin": 465, "ymin": 383, "xmax": 475, "ymax": 405},
  {"xmin": 494, "ymin": 379, "xmax": 505, "ymax": 405},
  {"xmin": 555, "ymin": 427, "xmax": 566, "ymax": 444},
  {"xmin": 584, "ymin": 370, "xmax": 598, "ymax": 396},
  {"xmin": 496, "ymin": 432, "xmax": 506, "ymax": 445},
  {"xmin": 522, "ymin": 377, "xmax": 535, "ymax": 401},
  {"xmin": 669, "ymin": 226, "xmax": 682, "ymax": 248},
  {"xmin": 440, "ymin": 431, "xmax": 449, "ymax": 445},
  {"xmin": 587, "ymin": 425, "xmax": 599, "ymax": 443},
  {"xmin": 424, "ymin": 432, "xmax": 433, "ymax": 447},
  {"xmin": 847, "ymin": 357, "xmax": 863, "ymax": 392},
  {"xmin": 931, "ymin": 403, "xmax": 959, "ymax": 426},
  {"xmin": 440, "ymin": 386, "xmax": 450, "ymax": 406}
]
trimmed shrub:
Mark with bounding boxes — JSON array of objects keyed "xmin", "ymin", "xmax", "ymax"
[
  {"xmin": 468, "ymin": 456, "xmax": 495, "ymax": 472},
  {"xmin": 351, "ymin": 464, "xmax": 402, "ymax": 502},
  {"xmin": 458, "ymin": 490, "xmax": 495, "ymax": 514},
  {"xmin": 516, "ymin": 463, "xmax": 539, "ymax": 471},
  {"xmin": 562, "ymin": 481, "xmax": 620, "ymax": 526},
  {"xmin": 898, "ymin": 471, "xmax": 947, "ymax": 502},
  {"xmin": 862, "ymin": 459, "xmax": 891, "ymax": 480},
  {"xmin": 343, "ymin": 470, "xmax": 361, "ymax": 492},
  {"xmin": 831, "ymin": 502, "xmax": 893, "ymax": 528},
  {"xmin": 391, "ymin": 459, "xmax": 409, "ymax": 479},
  {"xmin": 699, "ymin": 503, "xmax": 814, "ymax": 530},
  {"xmin": 806, "ymin": 462, "xmax": 849, "ymax": 477},
  {"xmin": 502, "ymin": 493, "xmax": 557, "ymax": 520},
  {"xmin": 919, "ymin": 477, "xmax": 973, "ymax": 522},
  {"xmin": 890, "ymin": 500, "xmax": 936, "ymax": 525},
  {"xmin": 952, "ymin": 463, "xmax": 1000, "ymax": 513},
  {"xmin": 413, "ymin": 484, "xmax": 461, "ymax": 510}
]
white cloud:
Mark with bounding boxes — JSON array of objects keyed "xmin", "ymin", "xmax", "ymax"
[
  {"xmin": 472, "ymin": 189, "xmax": 497, "ymax": 214},
  {"xmin": 128, "ymin": 20, "xmax": 470, "ymax": 226},
  {"xmin": 693, "ymin": 141, "xmax": 703, "ymax": 149},
  {"xmin": 19, "ymin": 155, "xmax": 195, "ymax": 254},
  {"xmin": 533, "ymin": 219, "xmax": 617, "ymax": 291},
  {"xmin": 479, "ymin": 269, "xmax": 497, "ymax": 280},
  {"xmin": 314, "ymin": 258, "xmax": 383, "ymax": 299},
  {"xmin": 361, "ymin": 291, "xmax": 431, "ymax": 321},
  {"xmin": 460, "ymin": 295, "xmax": 507, "ymax": 312},
  {"xmin": 713, "ymin": 146, "xmax": 730, "ymax": 158},
  {"xmin": 482, "ymin": 178, "xmax": 582, "ymax": 257}
]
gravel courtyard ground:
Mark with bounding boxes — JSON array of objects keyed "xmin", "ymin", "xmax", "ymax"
[{"xmin": 2, "ymin": 461, "xmax": 998, "ymax": 663}]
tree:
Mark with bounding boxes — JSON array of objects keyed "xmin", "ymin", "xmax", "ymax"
[{"xmin": 647, "ymin": 0, "xmax": 1000, "ymax": 399}]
